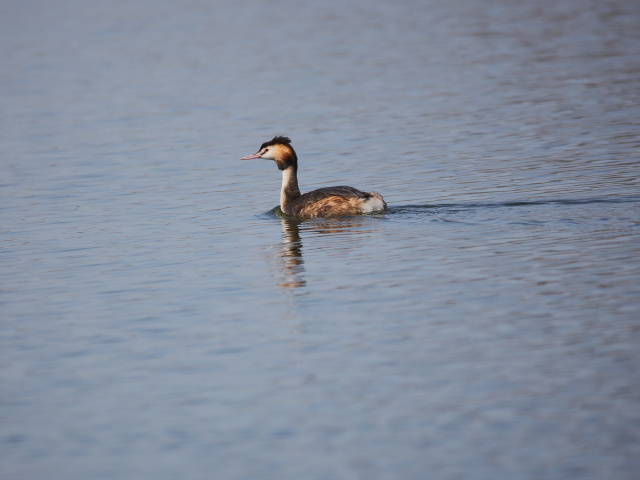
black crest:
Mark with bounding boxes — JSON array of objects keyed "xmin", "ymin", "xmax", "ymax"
[{"xmin": 260, "ymin": 136, "xmax": 292, "ymax": 149}]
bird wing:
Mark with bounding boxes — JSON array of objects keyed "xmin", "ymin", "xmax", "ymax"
[{"xmin": 298, "ymin": 186, "xmax": 368, "ymax": 204}]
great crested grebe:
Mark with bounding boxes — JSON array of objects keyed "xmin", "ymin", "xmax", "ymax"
[{"xmin": 241, "ymin": 136, "xmax": 386, "ymax": 218}]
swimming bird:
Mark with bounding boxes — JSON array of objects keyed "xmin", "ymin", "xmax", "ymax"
[{"xmin": 241, "ymin": 136, "xmax": 386, "ymax": 218}]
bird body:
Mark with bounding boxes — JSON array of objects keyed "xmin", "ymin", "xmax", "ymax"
[{"xmin": 241, "ymin": 136, "xmax": 386, "ymax": 218}]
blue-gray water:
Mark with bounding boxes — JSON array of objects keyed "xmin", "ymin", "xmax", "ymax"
[{"xmin": 1, "ymin": 1, "xmax": 639, "ymax": 479}]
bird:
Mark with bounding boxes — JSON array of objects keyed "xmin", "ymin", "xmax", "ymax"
[{"xmin": 241, "ymin": 136, "xmax": 386, "ymax": 218}]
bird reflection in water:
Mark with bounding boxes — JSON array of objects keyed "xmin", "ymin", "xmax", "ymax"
[
  {"xmin": 277, "ymin": 217, "xmax": 306, "ymax": 289},
  {"xmin": 273, "ymin": 209, "xmax": 379, "ymax": 289}
]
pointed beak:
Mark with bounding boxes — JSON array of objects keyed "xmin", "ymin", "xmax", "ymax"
[{"xmin": 240, "ymin": 152, "xmax": 262, "ymax": 160}]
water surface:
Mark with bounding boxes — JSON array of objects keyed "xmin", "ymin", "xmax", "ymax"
[{"xmin": 1, "ymin": 0, "xmax": 639, "ymax": 479}]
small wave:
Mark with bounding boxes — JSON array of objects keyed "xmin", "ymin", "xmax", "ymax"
[{"xmin": 387, "ymin": 195, "xmax": 640, "ymax": 214}]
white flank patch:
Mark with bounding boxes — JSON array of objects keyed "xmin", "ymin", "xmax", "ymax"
[{"xmin": 361, "ymin": 195, "xmax": 385, "ymax": 213}]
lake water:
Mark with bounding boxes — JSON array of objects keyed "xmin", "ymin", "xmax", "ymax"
[{"xmin": 1, "ymin": 0, "xmax": 639, "ymax": 479}]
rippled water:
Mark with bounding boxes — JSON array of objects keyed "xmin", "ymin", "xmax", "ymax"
[{"xmin": 1, "ymin": 0, "xmax": 639, "ymax": 479}]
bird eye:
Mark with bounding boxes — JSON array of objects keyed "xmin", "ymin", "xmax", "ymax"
[{"xmin": 264, "ymin": 148, "xmax": 269, "ymax": 152}]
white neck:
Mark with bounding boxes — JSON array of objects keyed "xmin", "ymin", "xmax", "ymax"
[
  {"xmin": 279, "ymin": 166, "xmax": 301, "ymax": 216},
  {"xmin": 280, "ymin": 167, "xmax": 295, "ymax": 209}
]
